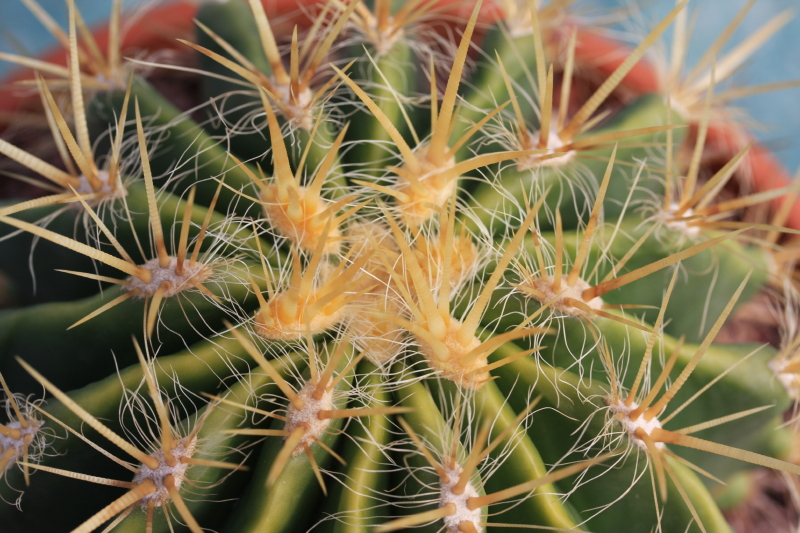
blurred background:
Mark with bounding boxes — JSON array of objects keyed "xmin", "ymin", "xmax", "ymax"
[{"xmin": 1, "ymin": 0, "xmax": 799, "ymax": 171}]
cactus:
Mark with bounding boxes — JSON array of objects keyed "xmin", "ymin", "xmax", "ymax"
[{"xmin": 0, "ymin": 1, "xmax": 799, "ymax": 532}]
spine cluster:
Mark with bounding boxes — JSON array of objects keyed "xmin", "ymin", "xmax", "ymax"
[{"xmin": 0, "ymin": 1, "xmax": 799, "ymax": 532}]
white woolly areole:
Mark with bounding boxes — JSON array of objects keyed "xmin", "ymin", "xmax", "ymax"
[
  {"xmin": 271, "ymin": 81, "xmax": 314, "ymax": 130},
  {"xmin": 439, "ymin": 466, "xmax": 482, "ymax": 533},
  {"xmin": 284, "ymin": 381, "xmax": 334, "ymax": 455},
  {"xmin": 525, "ymin": 276, "xmax": 604, "ymax": 316},
  {"xmin": 770, "ymin": 358, "xmax": 800, "ymax": 402},
  {"xmin": 127, "ymin": 257, "xmax": 211, "ymax": 299},
  {"xmin": 0, "ymin": 419, "xmax": 43, "ymax": 470},
  {"xmin": 661, "ymin": 203, "xmax": 701, "ymax": 237},
  {"xmin": 607, "ymin": 398, "xmax": 664, "ymax": 451},
  {"xmin": 370, "ymin": 22, "xmax": 404, "ymax": 56},
  {"xmin": 76, "ymin": 170, "xmax": 119, "ymax": 197},
  {"xmin": 517, "ymin": 129, "xmax": 576, "ymax": 169},
  {"xmin": 133, "ymin": 437, "xmax": 196, "ymax": 507}
]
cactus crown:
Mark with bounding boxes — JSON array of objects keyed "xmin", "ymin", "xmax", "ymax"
[{"xmin": 1, "ymin": 1, "xmax": 800, "ymax": 533}]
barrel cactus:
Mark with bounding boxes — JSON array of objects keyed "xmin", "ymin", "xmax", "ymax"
[{"xmin": 1, "ymin": 1, "xmax": 799, "ymax": 532}]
